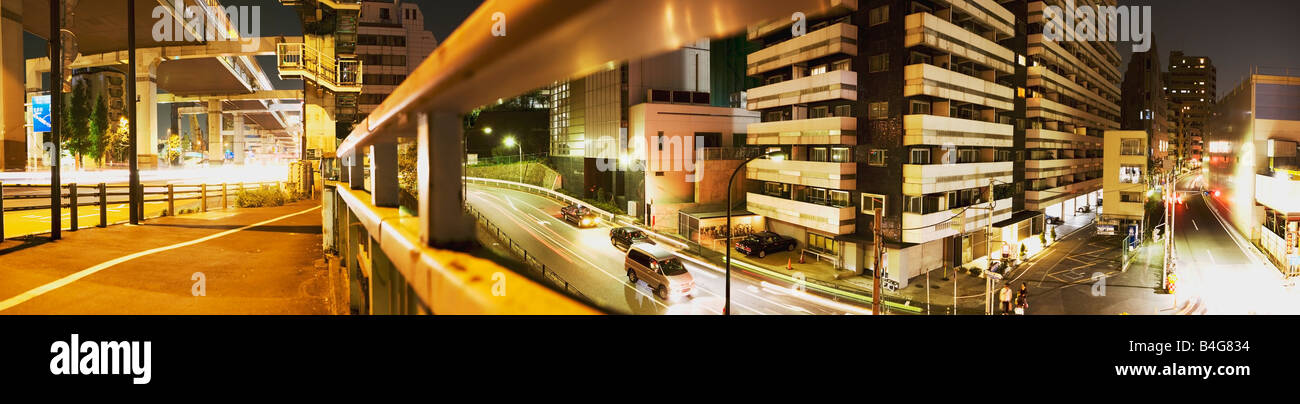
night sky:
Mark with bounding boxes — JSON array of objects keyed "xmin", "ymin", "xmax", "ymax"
[{"xmin": 22, "ymin": 0, "xmax": 1300, "ymax": 99}]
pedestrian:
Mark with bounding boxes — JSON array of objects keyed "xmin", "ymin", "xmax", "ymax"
[
  {"xmin": 998, "ymin": 284, "xmax": 1013, "ymax": 315},
  {"xmin": 1015, "ymin": 283, "xmax": 1029, "ymax": 315}
]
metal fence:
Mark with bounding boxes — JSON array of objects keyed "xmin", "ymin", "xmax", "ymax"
[
  {"xmin": 464, "ymin": 203, "xmax": 590, "ymax": 303},
  {"xmin": 0, "ymin": 181, "xmax": 287, "ymax": 240}
]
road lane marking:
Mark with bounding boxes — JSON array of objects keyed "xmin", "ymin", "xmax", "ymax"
[
  {"xmin": 0, "ymin": 205, "xmax": 321, "ymax": 312},
  {"xmin": 1192, "ymin": 219, "xmax": 1198, "ymax": 231}
]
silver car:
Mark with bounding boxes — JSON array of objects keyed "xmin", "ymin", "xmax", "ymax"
[{"xmin": 625, "ymin": 243, "xmax": 694, "ymax": 300}]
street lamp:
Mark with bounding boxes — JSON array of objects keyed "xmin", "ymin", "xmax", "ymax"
[
  {"xmin": 724, "ymin": 149, "xmax": 784, "ymax": 315},
  {"xmin": 503, "ymin": 136, "xmax": 521, "ymax": 183},
  {"xmin": 483, "ymin": 127, "xmax": 493, "ymax": 135}
]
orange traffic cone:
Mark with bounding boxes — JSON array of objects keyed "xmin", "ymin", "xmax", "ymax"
[
  {"xmin": 787, "ymin": 258, "xmax": 793, "ymax": 270},
  {"xmin": 799, "ymin": 254, "xmax": 806, "ymax": 264}
]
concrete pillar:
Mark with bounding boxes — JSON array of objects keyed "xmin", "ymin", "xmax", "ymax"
[
  {"xmin": 0, "ymin": 1, "xmax": 24, "ymax": 170},
  {"xmin": 134, "ymin": 52, "xmax": 162, "ymax": 168},
  {"xmin": 369, "ymin": 141, "xmax": 398, "ymax": 207},
  {"xmin": 418, "ymin": 111, "xmax": 474, "ymax": 247},
  {"xmin": 207, "ymin": 100, "xmax": 223, "ymax": 163},
  {"xmin": 234, "ymin": 114, "xmax": 245, "ymax": 164},
  {"xmin": 348, "ymin": 151, "xmax": 364, "ymax": 190}
]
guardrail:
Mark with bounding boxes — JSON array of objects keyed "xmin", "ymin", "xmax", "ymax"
[
  {"xmin": 463, "ymin": 177, "xmax": 617, "ymax": 223},
  {"xmin": 1, "ymin": 181, "xmax": 286, "ymax": 240},
  {"xmin": 465, "ymin": 203, "xmax": 591, "ymax": 304}
]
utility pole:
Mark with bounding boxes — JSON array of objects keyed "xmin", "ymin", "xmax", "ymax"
[
  {"xmin": 871, "ymin": 208, "xmax": 883, "ymax": 315},
  {"xmin": 49, "ymin": 1, "xmax": 62, "ymax": 240},
  {"xmin": 984, "ymin": 181, "xmax": 995, "ymax": 315},
  {"xmin": 127, "ymin": 0, "xmax": 141, "ymax": 225}
]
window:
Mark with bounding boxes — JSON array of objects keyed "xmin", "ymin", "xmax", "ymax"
[
  {"xmin": 765, "ymin": 111, "xmax": 783, "ymax": 122},
  {"xmin": 810, "ymin": 106, "xmax": 829, "ymax": 119},
  {"xmin": 905, "ymin": 196, "xmax": 923, "ymax": 214},
  {"xmin": 810, "ymin": 147, "xmax": 829, "ymax": 162},
  {"xmin": 910, "ymin": 100, "xmax": 930, "ymax": 115},
  {"xmin": 832, "ymin": 59, "xmax": 851, "ymax": 72},
  {"xmin": 1121, "ymin": 138, "xmax": 1144, "ymax": 155},
  {"xmin": 766, "ymin": 75, "xmax": 784, "ymax": 85},
  {"xmin": 869, "ymin": 53, "xmax": 889, "ymax": 73},
  {"xmin": 807, "ymin": 233, "xmax": 837, "ymax": 254},
  {"xmin": 909, "ymin": 52, "xmax": 931, "ymax": 65},
  {"xmin": 910, "ymin": 148, "xmax": 930, "ymax": 164},
  {"xmin": 834, "ymin": 104, "xmax": 852, "ymax": 117},
  {"xmin": 868, "ymin": 149, "xmax": 887, "ymax": 166},
  {"xmin": 830, "ymin": 147, "xmax": 850, "ymax": 162},
  {"xmin": 1120, "ymin": 192, "xmax": 1143, "ymax": 203},
  {"xmin": 869, "ymin": 102, "xmax": 889, "ymax": 120},
  {"xmin": 868, "ymin": 5, "xmax": 889, "ymax": 26},
  {"xmin": 1119, "ymin": 165, "xmax": 1142, "ymax": 184},
  {"xmin": 830, "ymin": 190, "xmax": 851, "ymax": 207},
  {"xmin": 996, "ymin": 150, "xmax": 1012, "ymax": 162},
  {"xmin": 862, "ymin": 194, "xmax": 885, "ymax": 215},
  {"xmin": 810, "ymin": 65, "xmax": 828, "ymax": 75},
  {"xmin": 764, "ymin": 182, "xmax": 787, "ymax": 197},
  {"xmin": 957, "ymin": 149, "xmax": 977, "ymax": 163}
]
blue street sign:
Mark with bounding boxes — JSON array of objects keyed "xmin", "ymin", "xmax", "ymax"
[
  {"xmin": 225, "ymin": 150, "xmax": 235, "ymax": 160},
  {"xmin": 31, "ymin": 95, "xmax": 51, "ymax": 133}
]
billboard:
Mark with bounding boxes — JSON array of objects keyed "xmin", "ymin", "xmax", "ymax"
[{"xmin": 31, "ymin": 95, "xmax": 51, "ymax": 133}]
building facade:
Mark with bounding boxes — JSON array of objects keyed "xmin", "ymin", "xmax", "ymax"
[
  {"xmin": 1205, "ymin": 69, "xmax": 1300, "ymax": 275},
  {"xmin": 1167, "ymin": 51, "xmax": 1216, "ymax": 170},
  {"xmin": 357, "ymin": 0, "xmax": 439, "ymax": 116},
  {"xmin": 1120, "ymin": 42, "xmax": 1171, "ymax": 182},
  {"xmin": 1098, "ymin": 130, "xmax": 1150, "ymax": 238},
  {"xmin": 741, "ymin": 0, "xmax": 1087, "ymax": 286}
]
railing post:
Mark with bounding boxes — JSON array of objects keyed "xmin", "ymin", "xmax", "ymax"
[
  {"xmin": 222, "ymin": 183, "xmax": 228, "ymax": 209},
  {"xmin": 167, "ymin": 184, "xmax": 175, "ymax": 216},
  {"xmin": 417, "ymin": 111, "xmax": 474, "ymax": 247},
  {"xmin": 0, "ymin": 182, "xmax": 5, "ymax": 240},
  {"xmin": 200, "ymin": 184, "xmax": 208, "ymax": 212},
  {"xmin": 69, "ymin": 183, "xmax": 78, "ymax": 231},
  {"xmin": 98, "ymin": 183, "xmax": 107, "ymax": 228}
]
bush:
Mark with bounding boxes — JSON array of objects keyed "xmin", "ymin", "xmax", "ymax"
[{"xmin": 236, "ymin": 186, "xmax": 290, "ymax": 208}]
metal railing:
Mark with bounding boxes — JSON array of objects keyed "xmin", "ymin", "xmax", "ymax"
[
  {"xmin": 277, "ymin": 43, "xmax": 363, "ymax": 90},
  {"xmin": 0, "ymin": 181, "xmax": 287, "ymax": 240},
  {"xmin": 464, "ymin": 177, "xmax": 616, "ymax": 223},
  {"xmin": 465, "ymin": 203, "xmax": 590, "ymax": 303}
]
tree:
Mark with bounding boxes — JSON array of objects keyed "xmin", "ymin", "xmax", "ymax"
[
  {"xmin": 88, "ymin": 95, "xmax": 108, "ymax": 165},
  {"xmin": 61, "ymin": 80, "xmax": 93, "ymax": 169},
  {"xmin": 104, "ymin": 116, "xmax": 132, "ymax": 164}
]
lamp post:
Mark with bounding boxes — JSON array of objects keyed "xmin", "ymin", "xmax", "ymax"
[
  {"xmin": 724, "ymin": 149, "xmax": 784, "ymax": 315},
  {"xmin": 503, "ymin": 136, "xmax": 521, "ymax": 183}
]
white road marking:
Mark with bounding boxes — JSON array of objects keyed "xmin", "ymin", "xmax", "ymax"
[
  {"xmin": 1192, "ymin": 219, "xmax": 1199, "ymax": 231},
  {"xmin": 0, "ymin": 205, "xmax": 321, "ymax": 312}
]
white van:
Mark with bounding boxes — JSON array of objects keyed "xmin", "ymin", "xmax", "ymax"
[{"xmin": 625, "ymin": 243, "xmax": 694, "ymax": 299}]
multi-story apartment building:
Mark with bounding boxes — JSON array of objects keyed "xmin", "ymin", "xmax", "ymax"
[
  {"xmin": 1120, "ymin": 42, "xmax": 1171, "ymax": 181},
  {"xmin": 1099, "ymin": 130, "xmax": 1151, "ymax": 239},
  {"xmin": 1206, "ymin": 68, "xmax": 1300, "ymax": 275},
  {"xmin": 356, "ymin": 0, "xmax": 439, "ymax": 116},
  {"xmin": 743, "ymin": 0, "xmax": 1075, "ymax": 286},
  {"xmin": 1167, "ymin": 51, "xmax": 1216, "ymax": 170}
]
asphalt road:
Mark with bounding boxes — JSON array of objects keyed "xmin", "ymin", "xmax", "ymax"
[
  {"xmin": 466, "ymin": 184, "xmax": 871, "ymax": 315},
  {"xmin": 1171, "ymin": 176, "xmax": 1299, "ymax": 314}
]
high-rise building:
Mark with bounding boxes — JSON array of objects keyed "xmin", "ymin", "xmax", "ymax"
[
  {"xmin": 357, "ymin": 0, "xmax": 439, "ymax": 116},
  {"xmin": 548, "ymin": 41, "xmax": 712, "ymax": 207},
  {"xmin": 1120, "ymin": 41, "xmax": 1171, "ymax": 179},
  {"xmin": 1167, "ymin": 51, "xmax": 1216, "ymax": 169},
  {"xmin": 742, "ymin": 0, "xmax": 1104, "ymax": 287},
  {"xmin": 1205, "ymin": 68, "xmax": 1300, "ymax": 274}
]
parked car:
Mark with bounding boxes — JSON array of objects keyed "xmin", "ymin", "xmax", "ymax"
[
  {"xmin": 610, "ymin": 226, "xmax": 654, "ymax": 251},
  {"xmin": 625, "ymin": 243, "xmax": 694, "ymax": 299},
  {"xmin": 1046, "ymin": 216, "xmax": 1064, "ymax": 225},
  {"xmin": 560, "ymin": 203, "xmax": 601, "ymax": 228},
  {"xmin": 733, "ymin": 231, "xmax": 797, "ymax": 258}
]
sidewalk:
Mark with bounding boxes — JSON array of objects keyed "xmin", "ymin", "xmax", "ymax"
[{"xmin": 0, "ymin": 200, "xmax": 341, "ymax": 314}]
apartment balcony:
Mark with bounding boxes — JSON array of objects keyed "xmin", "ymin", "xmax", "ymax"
[
  {"xmin": 901, "ymin": 197, "xmax": 1013, "ymax": 244},
  {"xmin": 904, "ymin": 12, "xmax": 1015, "ymax": 75},
  {"xmin": 1025, "ymin": 177, "xmax": 1102, "ymax": 210},
  {"xmin": 903, "ymin": 114, "xmax": 1013, "ymax": 148},
  {"xmin": 1026, "ymin": 128, "xmax": 1103, "ymax": 150},
  {"xmin": 1028, "ymin": 1, "xmax": 1123, "ymax": 84},
  {"xmin": 746, "ymin": 192, "xmax": 856, "ymax": 235},
  {"xmin": 1024, "ymin": 158, "xmax": 1102, "ymax": 179},
  {"xmin": 747, "ymin": 116, "xmax": 856, "ymax": 145},
  {"xmin": 1026, "ymin": 97, "xmax": 1119, "ymax": 130},
  {"xmin": 904, "ymin": 63, "xmax": 1014, "ymax": 111},
  {"xmin": 747, "ymin": 158, "xmax": 856, "ymax": 190},
  {"xmin": 746, "ymin": 70, "xmax": 857, "ymax": 111},
  {"xmin": 1027, "ymin": 65, "xmax": 1120, "ymax": 118},
  {"xmin": 748, "ymin": 22, "xmax": 857, "ymax": 76},
  {"xmin": 903, "ymin": 161, "xmax": 1013, "ymax": 195},
  {"xmin": 943, "ymin": 0, "xmax": 1016, "ymax": 37},
  {"xmin": 747, "ymin": 0, "xmax": 858, "ymax": 40},
  {"xmin": 1027, "ymin": 33, "xmax": 1121, "ymax": 100}
]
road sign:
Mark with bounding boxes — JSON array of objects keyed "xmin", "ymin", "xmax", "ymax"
[
  {"xmin": 985, "ymin": 270, "xmax": 1003, "ymax": 280},
  {"xmin": 31, "ymin": 95, "xmax": 51, "ymax": 133}
]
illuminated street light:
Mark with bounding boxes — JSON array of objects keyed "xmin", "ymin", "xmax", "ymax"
[
  {"xmin": 504, "ymin": 136, "xmax": 521, "ymax": 182},
  {"xmin": 724, "ymin": 150, "xmax": 786, "ymax": 315},
  {"xmin": 483, "ymin": 127, "xmax": 493, "ymax": 135}
]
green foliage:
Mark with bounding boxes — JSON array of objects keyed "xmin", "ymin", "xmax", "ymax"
[
  {"xmin": 236, "ymin": 186, "xmax": 290, "ymax": 208},
  {"xmin": 89, "ymin": 96, "xmax": 108, "ymax": 163},
  {"xmin": 1020, "ymin": 243, "xmax": 1028, "ymax": 258},
  {"xmin": 104, "ymin": 116, "xmax": 132, "ymax": 163}
]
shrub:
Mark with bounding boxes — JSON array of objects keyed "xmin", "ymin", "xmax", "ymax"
[{"xmin": 236, "ymin": 186, "xmax": 289, "ymax": 208}]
